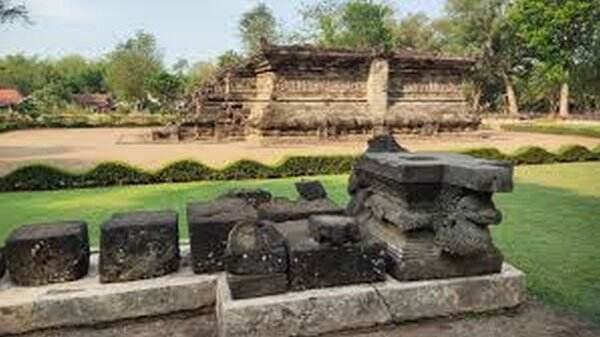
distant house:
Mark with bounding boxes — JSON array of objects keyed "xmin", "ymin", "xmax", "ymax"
[
  {"xmin": 0, "ymin": 89, "xmax": 24, "ymax": 112},
  {"xmin": 72, "ymin": 94, "xmax": 116, "ymax": 112}
]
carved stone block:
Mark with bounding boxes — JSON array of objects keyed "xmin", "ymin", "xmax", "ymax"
[
  {"xmin": 227, "ymin": 273, "xmax": 288, "ymax": 300},
  {"xmin": 99, "ymin": 210, "xmax": 179, "ymax": 283},
  {"xmin": 225, "ymin": 223, "xmax": 288, "ymax": 275},
  {"xmin": 295, "ymin": 180, "xmax": 327, "ymax": 201},
  {"xmin": 258, "ymin": 197, "xmax": 344, "ymax": 222},
  {"xmin": 5, "ymin": 221, "xmax": 90, "ymax": 286},
  {"xmin": 188, "ymin": 199, "xmax": 258, "ymax": 274},
  {"xmin": 308, "ymin": 215, "xmax": 360, "ymax": 245},
  {"xmin": 219, "ymin": 188, "xmax": 272, "ymax": 207}
]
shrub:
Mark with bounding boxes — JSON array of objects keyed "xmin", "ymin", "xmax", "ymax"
[
  {"xmin": 0, "ymin": 165, "xmax": 78, "ymax": 192},
  {"xmin": 460, "ymin": 148, "xmax": 511, "ymax": 162},
  {"xmin": 593, "ymin": 144, "xmax": 600, "ymax": 156},
  {"xmin": 155, "ymin": 160, "xmax": 216, "ymax": 183},
  {"xmin": 81, "ymin": 162, "xmax": 154, "ymax": 187},
  {"xmin": 218, "ymin": 160, "xmax": 277, "ymax": 180},
  {"xmin": 511, "ymin": 146, "xmax": 557, "ymax": 165},
  {"xmin": 277, "ymin": 156, "xmax": 356, "ymax": 177},
  {"xmin": 556, "ymin": 145, "xmax": 597, "ymax": 163}
]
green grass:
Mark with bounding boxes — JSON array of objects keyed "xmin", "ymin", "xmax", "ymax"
[
  {"xmin": 502, "ymin": 121, "xmax": 600, "ymax": 138},
  {"xmin": 0, "ymin": 163, "xmax": 599, "ymax": 323}
]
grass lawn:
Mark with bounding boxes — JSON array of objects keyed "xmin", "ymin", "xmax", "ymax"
[
  {"xmin": 502, "ymin": 120, "xmax": 600, "ymax": 139},
  {"xmin": 0, "ymin": 162, "xmax": 599, "ymax": 323}
]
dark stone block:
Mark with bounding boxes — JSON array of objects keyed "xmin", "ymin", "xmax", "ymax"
[
  {"xmin": 5, "ymin": 221, "xmax": 90, "ymax": 287},
  {"xmin": 295, "ymin": 180, "xmax": 327, "ymax": 201},
  {"xmin": 227, "ymin": 273, "xmax": 288, "ymax": 300},
  {"xmin": 188, "ymin": 199, "xmax": 258, "ymax": 274},
  {"xmin": 0, "ymin": 247, "xmax": 5, "ymax": 280},
  {"xmin": 258, "ymin": 198, "xmax": 344, "ymax": 222},
  {"xmin": 308, "ymin": 215, "xmax": 361, "ymax": 245},
  {"xmin": 99, "ymin": 210, "xmax": 179, "ymax": 283},
  {"xmin": 274, "ymin": 220, "xmax": 386, "ymax": 292},
  {"xmin": 225, "ymin": 223, "xmax": 287, "ymax": 275},
  {"xmin": 219, "ymin": 188, "xmax": 272, "ymax": 207},
  {"xmin": 366, "ymin": 134, "xmax": 409, "ymax": 153}
]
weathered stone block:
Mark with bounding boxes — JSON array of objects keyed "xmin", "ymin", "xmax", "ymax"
[
  {"xmin": 295, "ymin": 180, "xmax": 327, "ymax": 201},
  {"xmin": 188, "ymin": 199, "xmax": 258, "ymax": 274},
  {"xmin": 0, "ymin": 247, "xmax": 5, "ymax": 280},
  {"xmin": 4, "ymin": 221, "xmax": 90, "ymax": 287},
  {"xmin": 308, "ymin": 215, "xmax": 361, "ymax": 245},
  {"xmin": 227, "ymin": 273, "xmax": 288, "ymax": 300},
  {"xmin": 219, "ymin": 188, "xmax": 272, "ymax": 207},
  {"xmin": 225, "ymin": 223, "xmax": 287, "ymax": 275},
  {"xmin": 274, "ymin": 220, "xmax": 386, "ymax": 291},
  {"xmin": 99, "ymin": 210, "xmax": 180, "ymax": 283},
  {"xmin": 258, "ymin": 197, "xmax": 344, "ymax": 222}
]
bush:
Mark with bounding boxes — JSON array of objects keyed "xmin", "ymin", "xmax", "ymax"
[
  {"xmin": 556, "ymin": 145, "xmax": 597, "ymax": 163},
  {"xmin": 0, "ymin": 165, "xmax": 78, "ymax": 192},
  {"xmin": 218, "ymin": 160, "xmax": 277, "ymax": 180},
  {"xmin": 81, "ymin": 162, "xmax": 154, "ymax": 187},
  {"xmin": 277, "ymin": 156, "xmax": 356, "ymax": 177},
  {"xmin": 460, "ymin": 148, "xmax": 511, "ymax": 161},
  {"xmin": 155, "ymin": 160, "xmax": 216, "ymax": 183},
  {"xmin": 511, "ymin": 146, "xmax": 557, "ymax": 165},
  {"xmin": 593, "ymin": 144, "xmax": 600, "ymax": 156}
]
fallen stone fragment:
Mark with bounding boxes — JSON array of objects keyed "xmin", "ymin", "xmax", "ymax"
[
  {"xmin": 227, "ymin": 273, "xmax": 288, "ymax": 300},
  {"xmin": 219, "ymin": 188, "xmax": 272, "ymax": 207},
  {"xmin": 0, "ymin": 247, "xmax": 5, "ymax": 280},
  {"xmin": 308, "ymin": 215, "xmax": 361, "ymax": 245},
  {"xmin": 258, "ymin": 197, "xmax": 344, "ymax": 222},
  {"xmin": 225, "ymin": 222, "xmax": 287, "ymax": 275},
  {"xmin": 188, "ymin": 198, "xmax": 258, "ymax": 274},
  {"xmin": 5, "ymin": 221, "xmax": 90, "ymax": 286},
  {"xmin": 366, "ymin": 133, "xmax": 409, "ymax": 153},
  {"xmin": 274, "ymin": 220, "xmax": 386, "ymax": 291},
  {"xmin": 100, "ymin": 210, "xmax": 180, "ymax": 283},
  {"xmin": 295, "ymin": 180, "xmax": 327, "ymax": 201}
]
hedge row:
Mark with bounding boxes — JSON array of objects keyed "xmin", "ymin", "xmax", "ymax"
[
  {"xmin": 501, "ymin": 123, "xmax": 600, "ymax": 139},
  {"xmin": 1, "ymin": 145, "xmax": 598, "ymax": 192}
]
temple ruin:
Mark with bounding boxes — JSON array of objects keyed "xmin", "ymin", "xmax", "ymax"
[{"xmin": 180, "ymin": 44, "xmax": 479, "ymax": 140}]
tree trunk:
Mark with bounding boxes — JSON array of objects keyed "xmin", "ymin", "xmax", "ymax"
[
  {"xmin": 559, "ymin": 81, "xmax": 569, "ymax": 119},
  {"xmin": 503, "ymin": 73, "xmax": 519, "ymax": 116},
  {"xmin": 472, "ymin": 86, "xmax": 482, "ymax": 113}
]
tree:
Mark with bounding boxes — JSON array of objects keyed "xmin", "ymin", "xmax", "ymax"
[
  {"xmin": 508, "ymin": 0, "xmax": 600, "ymax": 118},
  {"xmin": 239, "ymin": 3, "xmax": 279, "ymax": 54},
  {"xmin": 54, "ymin": 55, "xmax": 106, "ymax": 94},
  {"xmin": 300, "ymin": 0, "xmax": 394, "ymax": 50},
  {"xmin": 0, "ymin": 0, "xmax": 28, "ymax": 24},
  {"xmin": 393, "ymin": 13, "xmax": 441, "ymax": 52},
  {"xmin": 105, "ymin": 31, "xmax": 164, "ymax": 105},
  {"xmin": 145, "ymin": 71, "xmax": 184, "ymax": 110},
  {"xmin": 186, "ymin": 61, "xmax": 217, "ymax": 93},
  {"xmin": 217, "ymin": 50, "xmax": 244, "ymax": 70}
]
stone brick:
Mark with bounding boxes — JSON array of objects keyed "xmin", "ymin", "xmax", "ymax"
[
  {"xmin": 274, "ymin": 220, "xmax": 386, "ymax": 291},
  {"xmin": 225, "ymin": 223, "xmax": 287, "ymax": 275},
  {"xmin": 219, "ymin": 188, "xmax": 272, "ymax": 207},
  {"xmin": 308, "ymin": 215, "xmax": 361, "ymax": 245},
  {"xmin": 295, "ymin": 180, "xmax": 327, "ymax": 201},
  {"xmin": 5, "ymin": 221, "xmax": 90, "ymax": 287},
  {"xmin": 0, "ymin": 247, "xmax": 5, "ymax": 280},
  {"xmin": 227, "ymin": 273, "xmax": 288, "ymax": 300},
  {"xmin": 188, "ymin": 199, "xmax": 258, "ymax": 274},
  {"xmin": 99, "ymin": 210, "xmax": 180, "ymax": 283},
  {"xmin": 258, "ymin": 197, "xmax": 344, "ymax": 222}
]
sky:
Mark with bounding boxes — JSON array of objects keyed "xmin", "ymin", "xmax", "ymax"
[{"xmin": 0, "ymin": 0, "xmax": 445, "ymax": 67}]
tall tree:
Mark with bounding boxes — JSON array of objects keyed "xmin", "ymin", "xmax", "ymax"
[
  {"xmin": 239, "ymin": 3, "xmax": 279, "ymax": 54},
  {"xmin": 301, "ymin": 0, "xmax": 394, "ymax": 50},
  {"xmin": 393, "ymin": 13, "xmax": 441, "ymax": 52},
  {"xmin": 508, "ymin": 0, "xmax": 600, "ymax": 118},
  {"xmin": 0, "ymin": 0, "xmax": 28, "ymax": 24},
  {"xmin": 105, "ymin": 31, "xmax": 163, "ymax": 104}
]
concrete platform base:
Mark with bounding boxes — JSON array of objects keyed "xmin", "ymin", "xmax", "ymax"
[{"xmin": 218, "ymin": 264, "xmax": 526, "ymax": 337}]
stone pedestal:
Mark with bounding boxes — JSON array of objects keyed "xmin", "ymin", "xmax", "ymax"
[
  {"xmin": 188, "ymin": 198, "xmax": 258, "ymax": 274},
  {"xmin": 258, "ymin": 197, "xmax": 344, "ymax": 222},
  {"xmin": 4, "ymin": 221, "xmax": 90, "ymax": 287},
  {"xmin": 99, "ymin": 210, "xmax": 180, "ymax": 283},
  {"xmin": 295, "ymin": 180, "xmax": 327, "ymax": 201}
]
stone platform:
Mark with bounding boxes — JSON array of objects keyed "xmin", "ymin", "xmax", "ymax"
[{"xmin": 0, "ymin": 249, "xmax": 525, "ymax": 337}]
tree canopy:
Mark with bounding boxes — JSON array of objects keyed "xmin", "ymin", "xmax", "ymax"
[{"xmin": 239, "ymin": 3, "xmax": 279, "ymax": 54}]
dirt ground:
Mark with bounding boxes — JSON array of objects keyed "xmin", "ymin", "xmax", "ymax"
[
  {"xmin": 339, "ymin": 301, "xmax": 600, "ymax": 337},
  {"xmin": 0, "ymin": 127, "xmax": 599, "ymax": 175}
]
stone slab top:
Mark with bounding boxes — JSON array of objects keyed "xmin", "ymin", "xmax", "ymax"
[
  {"xmin": 6, "ymin": 221, "xmax": 86, "ymax": 242},
  {"xmin": 104, "ymin": 210, "xmax": 178, "ymax": 229},
  {"xmin": 187, "ymin": 198, "xmax": 258, "ymax": 224},
  {"xmin": 357, "ymin": 152, "xmax": 514, "ymax": 192}
]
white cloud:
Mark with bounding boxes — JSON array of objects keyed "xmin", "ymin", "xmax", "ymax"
[{"xmin": 26, "ymin": 0, "xmax": 93, "ymax": 22}]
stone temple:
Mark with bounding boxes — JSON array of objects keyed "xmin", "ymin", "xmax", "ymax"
[
  {"xmin": 0, "ymin": 137, "xmax": 525, "ymax": 337},
  {"xmin": 176, "ymin": 44, "xmax": 479, "ymax": 140}
]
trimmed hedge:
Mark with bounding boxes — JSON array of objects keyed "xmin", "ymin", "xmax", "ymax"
[{"xmin": 0, "ymin": 146, "xmax": 598, "ymax": 192}]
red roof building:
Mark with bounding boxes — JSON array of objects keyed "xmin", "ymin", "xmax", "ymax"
[{"xmin": 0, "ymin": 89, "xmax": 24, "ymax": 108}]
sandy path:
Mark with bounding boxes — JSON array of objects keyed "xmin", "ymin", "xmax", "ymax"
[{"xmin": 0, "ymin": 128, "xmax": 598, "ymax": 175}]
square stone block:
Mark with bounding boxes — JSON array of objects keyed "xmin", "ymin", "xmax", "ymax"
[
  {"xmin": 295, "ymin": 180, "xmax": 327, "ymax": 201},
  {"xmin": 100, "ymin": 210, "xmax": 179, "ymax": 283},
  {"xmin": 274, "ymin": 220, "xmax": 386, "ymax": 291},
  {"xmin": 225, "ymin": 224, "xmax": 288, "ymax": 275},
  {"xmin": 5, "ymin": 221, "xmax": 90, "ymax": 287},
  {"xmin": 308, "ymin": 215, "xmax": 361, "ymax": 245},
  {"xmin": 0, "ymin": 247, "xmax": 5, "ymax": 280},
  {"xmin": 188, "ymin": 199, "xmax": 258, "ymax": 274},
  {"xmin": 227, "ymin": 273, "xmax": 288, "ymax": 300},
  {"xmin": 258, "ymin": 198, "xmax": 344, "ymax": 222}
]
